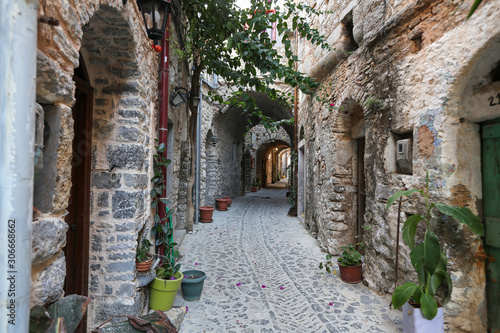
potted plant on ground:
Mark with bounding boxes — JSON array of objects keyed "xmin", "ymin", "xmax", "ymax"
[
  {"xmin": 251, "ymin": 179, "xmax": 260, "ymax": 192},
  {"xmin": 136, "ymin": 238, "xmax": 154, "ymax": 272},
  {"xmin": 320, "ymin": 226, "xmax": 368, "ymax": 283},
  {"xmin": 181, "ymin": 269, "xmax": 207, "ymax": 301},
  {"xmin": 149, "ymin": 235, "xmax": 183, "ymax": 311},
  {"xmin": 336, "ymin": 242, "xmax": 364, "ymax": 283},
  {"xmin": 149, "ymin": 142, "xmax": 183, "ymax": 311},
  {"xmin": 199, "ymin": 206, "xmax": 215, "ymax": 222},
  {"xmin": 386, "ymin": 173, "xmax": 484, "ymax": 332},
  {"xmin": 215, "ymin": 198, "xmax": 230, "ymax": 211}
]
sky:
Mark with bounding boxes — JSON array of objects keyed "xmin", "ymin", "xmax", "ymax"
[{"xmin": 236, "ymin": 0, "xmax": 251, "ymax": 9}]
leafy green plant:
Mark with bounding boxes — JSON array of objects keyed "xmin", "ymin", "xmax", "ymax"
[
  {"xmin": 386, "ymin": 173, "xmax": 484, "ymax": 320},
  {"xmin": 319, "ymin": 254, "xmax": 336, "ymax": 275},
  {"xmin": 150, "ymin": 141, "xmax": 180, "ymax": 280},
  {"xmin": 363, "ymin": 95, "xmax": 384, "ymax": 114},
  {"xmin": 179, "ymin": 0, "xmax": 334, "ymax": 230},
  {"xmin": 337, "ymin": 243, "xmax": 364, "ymax": 267},
  {"xmin": 252, "ymin": 178, "xmax": 261, "ymax": 187},
  {"xmin": 320, "ymin": 225, "xmax": 369, "ymax": 273},
  {"xmin": 136, "ymin": 238, "xmax": 153, "ymax": 263}
]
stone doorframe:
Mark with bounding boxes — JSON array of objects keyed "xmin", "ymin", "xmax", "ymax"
[{"xmin": 34, "ymin": 0, "xmax": 158, "ymax": 329}]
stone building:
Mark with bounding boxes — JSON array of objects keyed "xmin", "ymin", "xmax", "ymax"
[
  {"xmin": 31, "ymin": 0, "xmax": 189, "ymax": 329},
  {"xmin": 3, "ymin": 0, "xmax": 498, "ymax": 331},
  {"xmin": 294, "ymin": 0, "xmax": 500, "ymax": 331}
]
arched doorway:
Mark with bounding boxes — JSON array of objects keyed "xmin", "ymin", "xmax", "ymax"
[{"xmin": 65, "ymin": 55, "xmax": 93, "ymax": 333}]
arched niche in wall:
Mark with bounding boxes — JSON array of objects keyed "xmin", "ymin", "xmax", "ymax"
[
  {"xmin": 336, "ymin": 98, "xmax": 366, "ymax": 240},
  {"xmin": 448, "ymin": 35, "xmax": 500, "ymax": 331}
]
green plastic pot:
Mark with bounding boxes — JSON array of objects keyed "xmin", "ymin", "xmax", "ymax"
[
  {"xmin": 149, "ymin": 272, "xmax": 184, "ymax": 311},
  {"xmin": 181, "ymin": 270, "xmax": 207, "ymax": 301}
]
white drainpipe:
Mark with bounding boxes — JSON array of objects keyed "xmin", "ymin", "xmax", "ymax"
[{"xmin": 0, "ymin": 1, "xmax": 39, "ymax": 332}]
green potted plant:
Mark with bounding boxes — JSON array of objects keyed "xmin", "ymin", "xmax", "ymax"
[
  {"xmin": 149, "ymin": 231, "xmax": 183, "ymax": 311},
  {"xmin": 149, "ymin": 142, "xmax": 183, "ymax": 311},
  {"xmin": 136, "ymin": 238, "xmax": 153, "ymax": 272},
  {"xmin": 319, "ymin": 226, "xmax": 369, "ymax": 283},
  {"xmin": 251, "ymin": 179, "xmax": 260, "ymax": 192},
  {"xmin": 386, "ymin": 173, "xmax": 484, "ymax": 332}
]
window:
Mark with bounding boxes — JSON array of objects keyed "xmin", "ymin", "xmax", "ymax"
[{"xmin": 203, "ymin": 72, "xmax": 218, "ymax": 89}]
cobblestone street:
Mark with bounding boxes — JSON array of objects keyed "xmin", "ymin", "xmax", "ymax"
[{"xmin": 176, "ymin": 184, "xmax": 402, "ymax": 332}]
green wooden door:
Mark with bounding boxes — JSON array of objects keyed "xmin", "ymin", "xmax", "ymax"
[{"xmin": 482, "ymin": 119, "xmax": 500, "ymax": 332}]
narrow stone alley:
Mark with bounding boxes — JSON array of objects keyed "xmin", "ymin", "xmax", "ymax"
[{"xmin": 176, "ymin": 183, "xmax": 402, "ymax": 332}]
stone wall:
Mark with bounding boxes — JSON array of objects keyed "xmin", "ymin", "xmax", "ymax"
[
  {"xmin": 296, "ymin": 0, "xmax": 500, "ymax": 331},
  {"xmin": 33, "ymin": 0, "xmax": 187, "ymax": 329}
]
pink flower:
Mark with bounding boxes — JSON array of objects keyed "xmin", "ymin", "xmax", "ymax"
[
  {"xmin": 262, "ymin": 285, "xmax": 266, "ymax": 288},
  {"xmin": 280, "ymin": 286, "xmax": 284, "ymax": 290},
  {"xmin": 186, "ymin": 306, "xmax": 189, "ymax": 312},
  {"xmin": 236, "ymin": 283, "xmax": 242, "ymax": 286},
  {"xmin": 195, "ymin": 262, "xmax": 199, "ymax": 265},
  {"xmin": 329, "ymin": 302, "xmax": 333, "ymax": 306},
  {"xmin": 330, "ymin": 103, "xmax": 335, "ymax": 107}
]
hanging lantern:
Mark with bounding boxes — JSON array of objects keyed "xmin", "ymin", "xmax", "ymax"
[
  {"xmin": 136, "ymin": 0, "xmax": 171, "ymax": 45},
  {"xmin": 169, "ymin": 87, "xmax": 188, "ymax": 107}
]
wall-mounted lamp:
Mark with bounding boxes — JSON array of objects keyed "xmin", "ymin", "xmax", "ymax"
[
  {"xmin": 211, "ymin": 134, "xmax": 219, "ymax": 146},
  {"xmin": 192, "ymin": 95, "xmax": 201, "ymax": 107},
  {"xmin": 136, "ymin": 0, "xmax": 171, "ymax": 46},
  {"xmin": 170, "ymin": 87, "xmax": 188, "ymax": 107}
]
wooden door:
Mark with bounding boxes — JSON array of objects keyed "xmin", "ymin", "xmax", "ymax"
[
  {"xmin": 357, "ymin": 138, "xmax": 366, "ymax": 240},
  {"xmin": 482, "ymin": 119, "xmax": 500, "ymax": 332},
  {"xmin": 65, "ymin": 58, "xmax": 92, "ymax": 333}
]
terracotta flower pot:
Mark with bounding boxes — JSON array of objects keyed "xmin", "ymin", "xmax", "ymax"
[
  {"xmin": 199, "ymin": 206, "xmax": 215, "ymax": 223},
  {"xmin": 338, "ymin": 261, "xmax": 363, "ymax": 283},
  {"xmin": 136, "ymin": 257, "xmax": 153, "ymax": 272},
  {"xmin": 215, "ymin": 198, "xmax": 230, "ymax": 211},
  {"xmin": 224, "ymin": 196, "xmax": 232, "ymax": 207},
  {"xmin": 251, "ymin": 187, "xmax": 257, "ymax": 192}
]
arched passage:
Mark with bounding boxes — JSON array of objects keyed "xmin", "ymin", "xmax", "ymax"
[
  {"xmin": 208, "ymin": 92, "xmax": 293, "ymax": 199},
  {"xmin": 256, "ymin": 140, "xmax": 291, "ymax": 187}
]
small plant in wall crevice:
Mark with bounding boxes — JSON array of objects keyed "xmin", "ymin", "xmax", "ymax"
[{"xmin": 363, "ymin": 95, "xmax": 384, "ymax": 116}]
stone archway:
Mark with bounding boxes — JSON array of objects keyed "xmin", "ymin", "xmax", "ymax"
[
  {"xmin": 446, "ymin": 34, "xmax": 500, "ymax": 333},
  {"xmin": 80, "ymin": 5, "xmax": 158, "ymax": 327},
  {"xmin": 208, "ymin": 92, "xmax": 293, "ymax": 199},
  {"xmin": 34, "ymin": 0, "xmax": 158, "ymax": 329}
]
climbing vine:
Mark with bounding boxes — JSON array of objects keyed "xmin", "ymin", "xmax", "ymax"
[{"xmin": 150, "ymin": 141, "xmax": 179, "ymax": 278}]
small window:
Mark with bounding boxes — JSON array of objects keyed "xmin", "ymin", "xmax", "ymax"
[{"xmin": 202, "ymin": 72, "xmax": 218, "ymax": 89}]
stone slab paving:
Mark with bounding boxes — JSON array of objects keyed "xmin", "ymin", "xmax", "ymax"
[{"xmin": 175, "ymin": 187, "xmax": 402, "ymax": 332}]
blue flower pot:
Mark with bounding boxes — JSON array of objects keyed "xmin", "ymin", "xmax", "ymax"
[{"xmin": 181, "ymin": 270, "xmax": 207, "ymax": 301}]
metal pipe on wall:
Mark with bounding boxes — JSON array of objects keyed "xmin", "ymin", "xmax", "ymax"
[
  {"xmin": 0, "ymin": 1, "xmax": 40, "ymax": 332},
  {"xmin": 194, "ymin": 77, "xmax": 202, "ymax": 224},
  {"xmin": 158, "ymin": 14, "xmax": 170, "ymax": 257}
]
